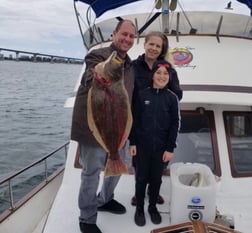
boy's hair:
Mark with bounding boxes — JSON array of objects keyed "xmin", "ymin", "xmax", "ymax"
[{"xmin": 152, "ymin": 60, "xmax": 172, "ymax": 76}]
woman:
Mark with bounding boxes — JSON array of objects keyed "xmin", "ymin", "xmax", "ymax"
[
  {"xmin": 131, "ymin": 31, "xmax": 183, "ymax": 206},
  {"xmin": 132, "ymin": 31, "xmax": 182, "ymax": 106}
]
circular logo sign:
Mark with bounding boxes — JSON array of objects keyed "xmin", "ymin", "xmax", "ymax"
[
  {"xmin": 170, "ymin": 48, "xmax": 193, "ymax": 66},
  {"xmin": 189, "ymin": 210, "xmax": 203, "ymax": 221}
]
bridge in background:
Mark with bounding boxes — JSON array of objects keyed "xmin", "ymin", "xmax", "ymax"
[{"xmin": 0, "ymin": 48, "xmax": 84, "ymax": 64}]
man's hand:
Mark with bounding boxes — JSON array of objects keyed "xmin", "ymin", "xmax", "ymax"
[
  {"xmin": 94, "ymin": 62, "xmax": 105, "ymax": 77},
  {"xmin": 129, "ymin": 145, "xmax": 137, "ymax": 156}
]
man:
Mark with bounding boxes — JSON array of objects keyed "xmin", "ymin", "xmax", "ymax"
[{"xmin": 71, "ymin": 20, "xmax": 136, "ymax": 233}]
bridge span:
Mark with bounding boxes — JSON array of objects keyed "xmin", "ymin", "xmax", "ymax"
[{"xmin": 0, "ymin": 48, "xmax": 84, "ymax": 64}]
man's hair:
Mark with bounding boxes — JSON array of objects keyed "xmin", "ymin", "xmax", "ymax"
[{"xmin": 114, "ymin": 19, "xmax": 136, "ymax": 33}]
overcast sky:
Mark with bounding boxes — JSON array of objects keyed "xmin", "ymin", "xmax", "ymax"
[
  {"xmin": 0, "ymin": 0, "xmax": 85, "ymax": 58},
  {"xmin": 0, "ymin": 0, "xmax": 250, "ymax": 59}
]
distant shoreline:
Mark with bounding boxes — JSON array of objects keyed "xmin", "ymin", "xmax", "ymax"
[{"xmin": 0, "ymin": 55, "xmax": 83, "ymax": 64}]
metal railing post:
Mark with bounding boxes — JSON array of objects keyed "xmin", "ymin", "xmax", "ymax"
[
  {"xmin": 44, "ymin": 159, "xmax": 48, "ymax": 182},
  {"xmin": 8, "ymin": 180, "xmax": 15, "ymax": 210}
]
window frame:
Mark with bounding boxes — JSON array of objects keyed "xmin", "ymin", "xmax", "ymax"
[
  {"xmin": 169, "ymin": 110, "xmax": 221, "ymax": 177},
  {"xmin": 223, "ymin": 111, "xmax": 252, "ymax": 177}
]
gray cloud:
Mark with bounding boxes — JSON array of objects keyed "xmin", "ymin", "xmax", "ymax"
[{"xmin": 0, "ymin": 0, "xmax": 84, "ymax": 58}]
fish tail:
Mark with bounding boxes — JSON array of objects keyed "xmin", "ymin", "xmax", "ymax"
[{"xmin": 104, "ymin": 157, "xmax": 128, "ymax": 177}]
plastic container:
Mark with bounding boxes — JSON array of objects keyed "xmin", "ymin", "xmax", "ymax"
[{"xmin": 170, "ymin": 162, "xmax": 216, "ymax": 225}]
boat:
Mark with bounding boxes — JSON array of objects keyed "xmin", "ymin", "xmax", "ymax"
[{"xmin": 0, "ymin": 0, "xmax": 252, "ymax": 232}]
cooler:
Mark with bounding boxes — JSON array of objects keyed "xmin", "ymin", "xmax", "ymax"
[{"xmin": 169, "ymin": 162, "xmax": 216, "ymax": 225}]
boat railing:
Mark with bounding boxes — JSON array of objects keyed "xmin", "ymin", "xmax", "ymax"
[
  {"xmin": 79, "ymin": 11, "xmax": 252, "ymax": 49},
  {"xmin": 0, "ymin": 141, "xmax": 69, "ymax": 221}
]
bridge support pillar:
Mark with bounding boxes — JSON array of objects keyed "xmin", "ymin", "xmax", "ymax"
[
  {"xmin": 15, "ymin": 52, "xmax": 19, "ymax": 61},
  {"xmin": 0, "ymin": 49, "xmax": 3, "ymax": 60},
  {"xmin": 32, "ymin": 54, "xmax": 37, "ymax": 62}
]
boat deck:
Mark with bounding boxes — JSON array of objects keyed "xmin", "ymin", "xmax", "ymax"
[
  {"xmin": 43, "ymin": 141, "xmax": 173, "ymax": 233},
  {"xmin": 43, "ymin": 140, "xmax": 246, "ymax": 233}
]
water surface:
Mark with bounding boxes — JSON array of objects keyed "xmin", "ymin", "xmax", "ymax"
[{"xmin": 0, "ymin": 60, "xmax": 81, "ymax": 179}]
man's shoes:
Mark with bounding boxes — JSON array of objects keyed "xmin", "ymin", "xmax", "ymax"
[
  {"xmin": 148, "ymin": 205, "xmax": 162, "ymax": 224},
  {"xmin": 79, "ymin": 222, "xmax": 102, "ymax": 233},
  {"xmin": 157, "ymin": 194, "xmax": 165, "ymax": 205},
  {"xmin": 131, "ymin": 195, "xmax": 137, "ymax": 206},
  {"xmin": 134, "ymin": 207, "xmax": 146, "ymax": 226},
  {"xmin": 98, "ymin": 199, "xmax": 126, "ymax": 214}
]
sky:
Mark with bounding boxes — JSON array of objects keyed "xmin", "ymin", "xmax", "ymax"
[
  {"xmin": 0, "ymin": 0, "xmax": 250, "ymax": 59},
  {"xmin": 0, "ymin": 0, "xmax": 85, "ymax": 59}
]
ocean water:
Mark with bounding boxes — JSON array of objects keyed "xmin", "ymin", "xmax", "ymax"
[{"xmin": 0, "ymin": 60, "xmax": 82, "ymax": 179}]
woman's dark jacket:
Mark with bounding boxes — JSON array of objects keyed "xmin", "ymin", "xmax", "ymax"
[
  {"xmin": 129, "ymin": 87, "xmax": 180, "ymax": 153},
  {"xmin": 71, "ymin": 44, "xmax": 134, "ymax": 146},
  {"xmin": 132, "ymin": 54, "xmax": 183, "ymax": 107}
]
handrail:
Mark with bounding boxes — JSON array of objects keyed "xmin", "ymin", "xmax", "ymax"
[
  {"xmin": 0, "ymin": 141, "xmax": 69, "ymax": 212},
  {"xmin": 0, "ymin": 142, "xmax": 69, "ymax": 185}
]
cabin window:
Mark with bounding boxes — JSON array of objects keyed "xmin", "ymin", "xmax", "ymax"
[
  {"xmin": 170, "ymin": 110, "xmax": 220, "ymax": 176},
  {"xmin": 224, "ymin": 112, "xmax": 252, "ymax": 177}
]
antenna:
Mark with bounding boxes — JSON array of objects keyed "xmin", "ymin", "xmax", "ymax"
[
  {"xmin": 73, "ymin": 0, "xmax": 88, "ymax": 49},
  {"xmin": 216, "ymin": 15, "xmax": 223, "ymax": 43},
  {"xmin": 162, "ymin": 0, "xmax": 169, "ymax": 33},
  {"xmin": 176, "ymin": 12, "xmax": 180, "ymax": 42}
]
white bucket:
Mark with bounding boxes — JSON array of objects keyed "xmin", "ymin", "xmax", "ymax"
[{"xmin": 170, "ymin": 162, "xmax": 216, "ymax": 225}]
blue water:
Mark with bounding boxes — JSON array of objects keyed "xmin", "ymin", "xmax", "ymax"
[{"xmin": 0, "ymin": 60, "xmax": 82, "ymax": 179}]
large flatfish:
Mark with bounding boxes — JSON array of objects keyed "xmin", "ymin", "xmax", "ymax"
[{"xmin": 87, "ymin": 51, "xmax": 132, "ymax": 177}]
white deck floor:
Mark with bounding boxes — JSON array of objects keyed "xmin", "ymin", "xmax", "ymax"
[{"xmin": 43, "ymin": 141, "xmax": 173, "ymax": 233}]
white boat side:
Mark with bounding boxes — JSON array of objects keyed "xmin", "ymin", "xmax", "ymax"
[
  {"xmin": 39, "ymin": 2, "xmax": 252, "ymax": 233},
  {"xmin": 44, "ymin": 38, "xmax": 252, "ymax": 233}
]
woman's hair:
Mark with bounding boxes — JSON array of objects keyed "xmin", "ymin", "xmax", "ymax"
[{"xmin": 145, "ymin": 31, "xmax": 168, "ymax": 60}]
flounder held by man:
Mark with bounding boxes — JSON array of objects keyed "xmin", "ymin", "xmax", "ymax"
[{"xmin": 87, "ymin": 51, "xmax": 132, "ymax": 177}]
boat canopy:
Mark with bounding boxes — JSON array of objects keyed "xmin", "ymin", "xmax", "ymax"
[
  {"xmin": 77, "ymin": 0, "xmax": 252, "ymax": 18},
  {"xmin": 74, "ymin": 0, "xmax": 252, "ymax": 50},
  {"xmin": 237, "ymin": 0, "xmax": 252, "ymax": 16},
  {"xmin": 76, "ymin": 0, "xmax": 142, "ymax": 17}
]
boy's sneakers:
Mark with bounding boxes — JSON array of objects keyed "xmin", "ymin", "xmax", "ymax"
[
  {"xmin": 148, "ymin": 205, "xmax": 162, "ymax": 224},
  {"xmin": 134, "ymin": 207, "xmax": 146, "ymax": 226}
]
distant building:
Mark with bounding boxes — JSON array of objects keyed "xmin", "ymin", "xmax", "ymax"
[{"xmin": 19, "ymin": 55, "xmax": 31, "ymax": 61}]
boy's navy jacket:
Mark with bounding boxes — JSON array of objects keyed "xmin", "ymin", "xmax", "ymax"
[
  {"xmin": 132, "ymin": 54, "xmax": 183, "ymax": 108},
  {"xmin": 129, "ymin": 86, "xmax": 180, "ymax": 153}
]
